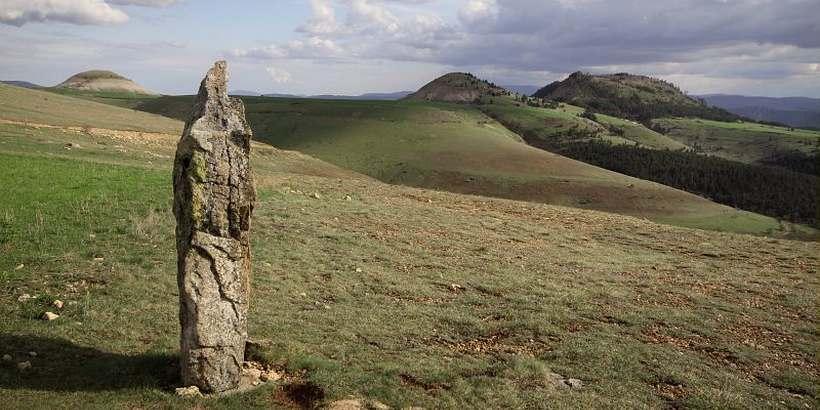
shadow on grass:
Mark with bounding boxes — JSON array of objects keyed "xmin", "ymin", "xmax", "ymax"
[{"xmin": 0, "ymin": 334, "xmax": 179, "ymax": 392}]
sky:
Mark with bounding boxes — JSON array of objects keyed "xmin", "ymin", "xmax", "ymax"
[{"xmin": 1, "ymin": 0, "xmax": 819, "ymax": 97}]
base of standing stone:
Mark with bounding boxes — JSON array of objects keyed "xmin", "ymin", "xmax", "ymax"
[{"xmin": 176, "ymin": 361, "xmax": 282, "ymax": 398}]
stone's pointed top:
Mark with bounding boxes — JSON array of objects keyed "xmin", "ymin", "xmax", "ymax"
[
  {"xmin": 186, "ymin": 60, "xmax": 252, "ymax": 137},
  {"xmin": 197, "ymin": 60, "xmax": 230, "ymax": 102}
]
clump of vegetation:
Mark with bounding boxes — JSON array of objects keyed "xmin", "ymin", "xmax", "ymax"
[
  {"xmin": 760, "ymin": 150, "xmax": 818, "ymax": 176},
  {"xmin": 538, "ymin": 140, "xmax": 818, "ymax": 226},
  {"xmin": 579, "ymin": 108, "xmax": 598, "ymax": 122}
]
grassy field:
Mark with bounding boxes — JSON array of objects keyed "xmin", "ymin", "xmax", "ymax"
[
  {"xmin": 480, "ymin": 97, "xmax": 688, "ymax": 150},
  {"xmin": 0, "ymin": 84, "xmax": 179, "ymax": 133},
  {"xmin": 0, "ymin": 114, "xmax": 818, "ymax": 409},
  {"xmin": 652, "ymin": 117, "xmax": 820, "ymax": 164},
  {"xmin": 47, "ymin": 87, "xmax": 162, "ymax": 110},
  {"xmin": 127, "ymin": 94, "xmax": 801, "ymax": 237}
]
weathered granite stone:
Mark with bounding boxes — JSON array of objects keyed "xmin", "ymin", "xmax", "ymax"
[{"xmin": 173, "ymin": 60, "xmax": 256, "ymax": 393}]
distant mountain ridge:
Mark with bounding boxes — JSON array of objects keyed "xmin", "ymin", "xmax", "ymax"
[
  {"xmin": 503, "ymin": 85, "xmax": 540, "ymax": 96},
  {"xmin": 1, "ymin": 80, "xmax": 42, "ymax": 89},
  {"xmin": 699, "ymin": 94, "xmax": 820, "ymax": 129},
  {"xmin": 260, "ymin": 91, "xmax": 412, "ymax": 100},
  {"xmin": 533, "ymin": 72, "xmax": 740, "ymax": 122}
]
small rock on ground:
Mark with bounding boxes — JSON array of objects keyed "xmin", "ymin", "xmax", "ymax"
[
  {"xmin": 563, "ymin": 378, "xmax": 583, "ymax": 389},
  {"xmin": 28, "ymin": 351, "xmax": 37, "ymax": 357},
  {"xmin": 327, "ymin": 398, "xmax": 391, "ymax": 410},
  {"xmin": 17, "ymin": 361, "xmax": 31, "ymax": 371},
  {"xmin": 42, "ymin": 312, "xmax": 59, "ymax": 321},
  {"xmin": 2, "ymin": 354, "xmax": 12, "ymax": 362},
  {"xmin": 52, "ymin": 300, "xmax": 64, "ymax": 309},
  {"xmin": 175, "ymin": 386, "xmax": 202, "ymax": 397}
]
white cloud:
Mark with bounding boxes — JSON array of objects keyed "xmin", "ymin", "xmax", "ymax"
[
  {"xmin": 298, "ymin": 0, "xmax": 340, "ymax": 35},
  {"xmin": 232, "ymin": 0, "xmax": 820, "ymax": 96},
  {"xmin": 107, "ymin": 0, "xmax": 179, "ymax": 6},
  {"xmin": 0, "ymin": 0, "xmax": 129, "ymax": 27},
  {"xmin": 348, "ymin": 0, "xmax": 401, "ymax": 33},
  {"xmin": 459, "ymin": 0, "xmax": 498, "ymax": 25},
  {"xmin": 265, "ymin": 67, "xmax": 292, "ymax": 84}
]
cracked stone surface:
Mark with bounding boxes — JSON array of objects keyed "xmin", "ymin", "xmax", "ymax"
[{"xmin": 173, "ymin": 60, "xmax": 256, "ymax": 393}]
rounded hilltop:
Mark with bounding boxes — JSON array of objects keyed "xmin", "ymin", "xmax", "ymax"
[
  {"xmin": 56, "ymin": 70, "xmax": 156, "ymax": 95},
  {"xmin": 404, "ymin": 72, "xmax": 510, "ymax": 103},
  {"xmin": 533, "ymin": 71, "xmax": 740, "ymax": 122}
]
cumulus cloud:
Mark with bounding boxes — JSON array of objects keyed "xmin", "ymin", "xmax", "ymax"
[
  {"xmin": 234, "ymin": 0, "xmax": 457, "ymax": 62},
  {"xmin": 232, "ymin": 0, "xmax": 819, "ymax": 94},
  {"xmin": 459, "ymin": 0, "xmax": 497, "ymax": 25},
  {"xmin": 107, "ymin": 0, "xmax": 179, "ymax": 6},
  {"xmin": 0, "ymin": 0, "xmax": 129, "ymax": 27},
  {"xmin": 266, "ymin": 67, "xmax": 292, "ymax": 84},
  {"xmin": 0, "ymin": 0, "xmax": 179, "ymax": 27},
  {"xmin": 298, "ymin": 0, "xmax": 341, "ymax": 35}
]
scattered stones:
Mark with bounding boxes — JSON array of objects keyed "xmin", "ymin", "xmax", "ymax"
[
  {"xmin": 93, "ymin": 257, "xmax": 104, "ymax": 262},
  {"xmin": 173, "ymin": 61, "xmax": 256, "ymax": 394},
  {"xmin": 244, "ymin": 368, "xmax": 262, "ymax": 380},
  {"xmin": 17, "ymin": 294, "xmax": 32, "ymax": 303},
  {"xmin": 449, "ymin": 283, "xmax": 465, "ymax": 292},
  {"xmin": 2, "ymin": 354, "xmax": 12, "ymax": 362},
  {"xmin": 63, "ymin": 143, "xmax": 80, "ymax": 150},
  {"xmin": 344, "ymin": 195, "xmax": 352, "ymax": 201},
  {"xmin": 89, "ymin": 233, "xmax": 96, "ymax": 239},
  {"xmin": 16, "ymin": 361, "xmax": 31, "ymax": 371},
  {"xmin": 260, "ymin": 370, "xmax": 282, "ymax": 382},
  {"xmin": 28, "ymin": 351, "xmax": 37, "ymax": 357},
  {"xmin": 42, "ymin": 312, "xmax": 59, "ymax": 321},
  {"xmin": 14, "ymin": 264, "xmax": 24, "ymax": 270},
  {"xmin": 355, "ymin": 267, "xmax": 363, "ymax": 273},
  {"xmin": 175, "ymin": 386, "xmax": 203, "ymax": 398},
  {"xmin": 52, "ymin": 300, "xmax": 64, "ymax": 309},
  {"xmin": 311, "ymin": 192, "xmax": 322, "ymax": 199}
]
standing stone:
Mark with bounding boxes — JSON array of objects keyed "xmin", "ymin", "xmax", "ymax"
[{"xmin": 173, "ymin": 61, "xmax": 256, "ymax": 393}]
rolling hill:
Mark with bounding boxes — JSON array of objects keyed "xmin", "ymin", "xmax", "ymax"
[
  {"xmin": 404, "ymin": 73, "xmax": 509, "ymax": 103},
  {"xmin": 0, "ymin": 83, "xmax": 178, "ymax": 133},
  {"xmin": 128, "ymin": 91, "xmax": 810, "ymax": 237},
  {"xmin": 533, "ymin": 72, "xmax": 739, "ymax": 122},
  {"xmin": 0, "ymin": 75, "xmax": 817, "ymax": 409},
  {"xmin": 651, "ymin": 117, "xmax": 820, "ymax": 165},
  {"xmin": 0, "ymin": 80, "xmax": 41, "ymax": 89},
  {"xmin": 55, "ymin": 70, "xmax": 156, "ymax": 95}
]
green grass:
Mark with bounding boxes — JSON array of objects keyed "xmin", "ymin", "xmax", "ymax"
[
  {"xmin": 652, "ymin": 117, "xmax": 820, "ymax": 164},
  {"xmin": 1, "ymin": 85, "xmax": 806, "ymax": 239},
  {"xmin": 0, "ymin": 83, "xmax": 180, "ymax": 133},
  {"xmin": 481, "ymin": 97, "xmax": 687, "ymax": 150},
  {"xmin": 0, "ymin": 126, "xmax": 818, "ymax": 409},
  {"xmin": 48, "ymin": 87, "xmax": 160, "ymax": 109},
  {"xmin": 593, "ymin": 113, "xmax": 688, "ymax": 150}
]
